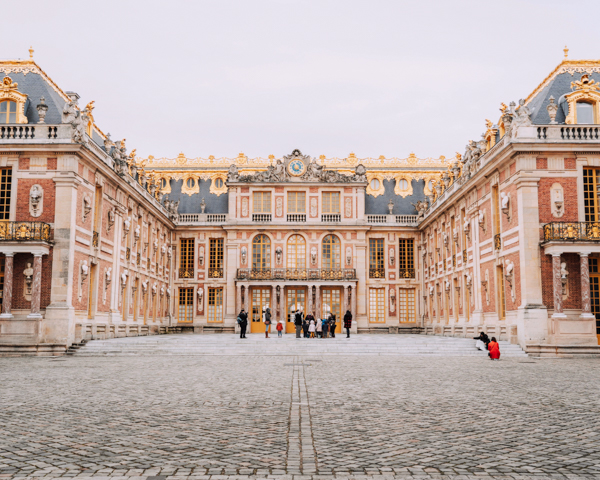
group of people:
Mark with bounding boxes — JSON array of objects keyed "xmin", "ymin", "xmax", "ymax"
[
  {"xmin": 473, "ymin": 331, "xmax": 501, "ymax": 360},
  {"xmin": 236, "ymin": 307, "xmax": 353, "ymax": 339}
]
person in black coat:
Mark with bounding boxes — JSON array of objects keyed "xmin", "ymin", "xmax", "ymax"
[
  {"xmin": 343, "ymin": 310, "xmax": 352, "ymax": 338},
  {"xmin": 329, "ymin": 314, "xmax": 336, "ymax": 338},
  {"xmin": 294, "ymin": 310, "xmax": 303, "ymax": 338},
  {"xmin": 473, "ymin": 331, "xmax": 490, "ymax": 351},
  {"xmin": 302, "ymin": 318, "xmax": 310, "ymax": 338},
  {"xmin": 238, "ymin": 309, "xmax": 248, "ymax": 338}
]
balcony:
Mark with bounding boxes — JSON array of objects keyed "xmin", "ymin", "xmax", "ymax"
[
  {"xmin": 543, "ymin": 222, "xmax": 600, "ymax": 242},
  {"xmin": 177, "ymin": 213, "xmax": 228, "ymax": 224},
  {"xmin": 399, "ymin": 268, "xmax": 416, "ymax": 279},
  {"xmin": 252, "ymin": 213, "xmax": 272, "ymax": 223},
  {"xmin": 367, "ymin": 214, "xmax": 419, "ymax": 226},
  {"xmin": 494, "ymin": 234, "xmax": 501, "ymax": 250},
  {"xmin": 208, "ymin": 267, "xmax": 224, "ymax": 278},
  {"xmin": 287, "ymin": 214, "xmax": 306, "ymax": 222},
  {"xmin": 0, "ymin": 221, "xmax": 52, "ymax": 242},
  {"xmin": 92, "ymin": 231, "xmax": 99, "ymax": 247},
  {"xmin": 179, "ymin": 268, "xmax": 194, "ymax": 279},
  {"xmin": 236, "ymin": 268, "xmax": 357, "ymax": 281},
  {"xmin": 321, "ymin": 214, "xmax": 341, "ymax": 223},
  {"xmin": 369, "ymin": 268, "xmax": 386, "ymax": 279}
]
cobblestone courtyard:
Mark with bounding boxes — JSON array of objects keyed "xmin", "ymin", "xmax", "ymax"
[{"xmin": 1, "ymin": 349, "xmax": 600, "ymax": 480}]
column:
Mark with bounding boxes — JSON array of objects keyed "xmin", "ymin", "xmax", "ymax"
[
  {"xmin": 551, "ymin": 253, "xmax": 566, "ymax": 318},
  {"xmin": 236, "ymin": 284, "xmax": 242, "ymax": 316},
  {"xmin": 0, "ymin": 253, "xmax": 14, "ymax": 319},
  {"xmin": 351, "ymin": 284, "xmax": 357, "ymax": 323},
  {"xmin": 271, "ymin": 284, "xmax": 276, "ymax": 322},
  {"xmin": 315, "ymin": 286, "xmax": 321, "ymax": 319},
  {"xmin": 28, "ymin": 254, "xmax": 43, "ymax": 319},
  {"xmin": 579, "ymin": 252, "xmax": 595, "ymax": 319}
]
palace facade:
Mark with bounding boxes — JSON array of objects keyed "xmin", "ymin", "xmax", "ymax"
[{"xmin": 1, "ymin": 52, "xmax": 600, "ymax": 356}]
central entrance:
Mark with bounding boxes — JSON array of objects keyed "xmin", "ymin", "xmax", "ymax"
[
  {"xmin": 321, "ymin": 287, "xmax": 342, "ymax": 333},
  {"xmin": 251, "ymin": 287, "xmax": 270, "ymax": 333},
  {"xmin": 286, "ymin": 287, "xmax": 306, "ymax": 333},
  {"xmin": 590, "ymin": 258, "xmax": 600, "ymax": 343}
]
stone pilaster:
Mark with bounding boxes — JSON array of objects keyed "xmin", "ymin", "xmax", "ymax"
[
  {"xmin": 28, "ymin": 254, "xmax": 43, "ymax": 319},
  {"xmin": 0, "ymin": 253, "xmax": 14, "ymax": 319},
  {"xmin": 579, "ymin": 252, "xmax": 595, "ymax": 320},
  {"xmin": 552, "ymin": 253, "xmax": 566, "ymax": 318}
]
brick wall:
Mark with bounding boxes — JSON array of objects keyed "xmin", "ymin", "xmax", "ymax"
[
  {"xmin": 538, "ymin": 177, "xmax": 578, "ymax": 223},
  {"xmin": 16, "ymin": 179, "xmax": 55, "ymax": 223},
  {"xmin": 480, "ymin": 259, "xmax": 496, "ymax": 314},
  {"xmin": 12, "ymin": 252, "xmax": 52, "ymax": 311},
  {"xmin": 500, "ymin": 183, "xmax": 518, "ymax": 233},
  {"xmin": 541, "ymin": 251, "xmax": 582, "ymax": 310}
]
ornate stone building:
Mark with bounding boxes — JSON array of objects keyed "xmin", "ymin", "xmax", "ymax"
[{"xmin": 1, "ymin": 51, "xmax": 599, "ymax": 355}]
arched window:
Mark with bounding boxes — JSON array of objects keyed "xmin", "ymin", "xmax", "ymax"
[
  {"xmin": 252, "ymin": 234, "xmax": 271, "ymax": 270},
  {"xmin": 322, "ymin": 234, "xmax": 341, "ymax": 270},
  {"xmin": 0, "ymin": 101, "xmax": 17, "ymax": 124},
  {"xmin": 287, "ymin": 234, "xmax": 306, "ymax": 268},
  {"xmin": 186, "ymin": 178, "xmax": 195, "ymax": 189},
  {"xmin": 397, "ymin": 179, "xmax": 408, "ymax": 190},
  {"xmin": 576, "ymin": 101, "xmax": 594, "ymax": 124},
  {"xmin": 370, "ymin": 178, "xmax": 380, "ymax": 190},
  {"xmin": 214, "ymin": 178, "xmax": 224, "ymax": 189}
]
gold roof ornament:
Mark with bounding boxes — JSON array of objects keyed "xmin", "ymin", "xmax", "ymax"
[
  {"xmin": 1, "ymin": 76, "xmax": 18, "ymax": 90},
  {"xmin": 571, "ymin": 73, "xmax": 600, "ymax": 92},
  {"xmin": 29, "ymin": 46, "xmax": 34, "ymax": 60},
  {"xmin": 499, "ymin": 103, "xmax": 508, "ymax": 113},
  {"xmin": 564, "ymin": 45, "xmax": 569, "ymax": 59}
]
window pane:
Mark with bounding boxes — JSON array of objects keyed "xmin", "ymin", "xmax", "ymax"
[
  {"xmin": 8, "ymin": 112, "xmax": 16, "ymax": 123},
  {"xmin": 577, "ymin": 102, "xmax": 594, "ymax": 124},
  {"xmin": 0, "ymin": 102, "xmax": 6, "ymax": 113}
]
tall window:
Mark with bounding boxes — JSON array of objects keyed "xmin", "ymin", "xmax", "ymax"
[
  {"xmin": 0, "ymin": 168, "xmax": 12, "ymax": 220},
  {"xmin": 253, "ymin": 191, "xmax": 271, "ymax": 213},
  {"xmin": 398, "ymin": 239, "xmax": 414, "ymax": 278},
  {"xmin": 208, "ymin": 287, "xmax": 223, "ymax": 322},
  {"xmin": 369, "ymin": 238, "xmax": 385, "ymax": 278},
  {"xmin": 287, "ymin": 192, "xmax": 306, "ymax": 213},
  {"xmin": 321, "ymin": 234, "xmax": 341, "ymax": 269},
  {"xmin": 179, "ymin": 238, "xmax": 195, "ymax": 278},
  {"xmin": 322, "ymin": 192, "xmax": 340, "ymax": 213},
  {"xmin": 492, "ymin": 185, "xmax": 500, "ymax": 235},
  {"xmin": 584, "ymin": 168, "xmax": 600, "ymax": 222},
  {"xmin": 0, "ymin": 256, "xmax": 5, "ymax": 308},
  {"xmin": 577, "ymin": 101, "xmax": 594, "ymax": 124},
  {"xmin": 286, "ymin": 234, "xmax": 306, "ymax": 268},
  {"xmin": 178, "ymin": 287, "xmax": 194, "ymax": 323},
  {"xmin": 0, "ymin": 101, "xmax": 17, "ymax": 124},
  {"xmin": 252, "ymin": 234, "xmax": 271, "ymax": 270},
  {"xmin": 369, "ymin": 288, "xmax": 385, "ymax": 323},
  {"xmin": 398, "ymin": 288, "xmax": 416, "ymax": 323},
  {"xmin": 209, "ymin": 238, "xmax": 224, "ymax": 278}
]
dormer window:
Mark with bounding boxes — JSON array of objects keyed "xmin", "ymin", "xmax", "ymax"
[
  {"xmin": 0, "ymin": 101, "xmax": 17, "ymax": 124},
  {"xmin": 576, "ymin": 101, "xmax": 594, "ymax": 124}
]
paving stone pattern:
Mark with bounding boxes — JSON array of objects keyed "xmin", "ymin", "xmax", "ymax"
[{"xmin": 1, "ymin": 347, "xmax": 600, "ymax": 480}]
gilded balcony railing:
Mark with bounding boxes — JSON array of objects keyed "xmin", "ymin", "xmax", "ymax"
[
  {"xmin": 236, "ymin": 268, "xmax": 356, "ymax": 281},
  {"xmin": 543, "ymin": 222, "xmax": 600, "ymax": 242},
  {"xmin": 0, "ymin": 221, "xmax": 52, "ymax": 242},
  {"xmin": 399, "ymin": 268, "xmax": 416, "ymax": 279},
  {"xmin": 494, "ymin": 234, "xmax": 501, "ymax": 250},
  {"xmin": 369, "ymin": 268, "xmax": 386, "ymax": 279},
  {"xmin": 209, "ymin": 267, "xmax": 224, "ymax": 278},
  {"xmin": 179, "ymin": 268, "xmax": 194, "ymax": 279}
]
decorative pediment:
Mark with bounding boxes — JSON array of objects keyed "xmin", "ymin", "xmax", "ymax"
[
  {"xmin": 565, "ymin": 74, "xmax": 600, "ymax": 124},
  {"xmin": 0, "ymin": 76, "xmax": 28, "ymax": 124}
]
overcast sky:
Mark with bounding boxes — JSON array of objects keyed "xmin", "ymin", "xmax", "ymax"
[{"xmin": 3, "ymin": 0, "xmax": 599, "ymax": 160}]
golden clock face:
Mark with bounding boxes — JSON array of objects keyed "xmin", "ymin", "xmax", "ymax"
[{"xmin": 288, "ymin": 159, "xmax": 306, "ymax": 176}]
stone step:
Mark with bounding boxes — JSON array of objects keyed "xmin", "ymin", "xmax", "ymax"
[{"xmin": 73, "ymin": 334, "xmax": 527, "ymax": 357}]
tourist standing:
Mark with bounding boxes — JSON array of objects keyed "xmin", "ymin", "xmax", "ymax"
[
  {"xmin": 309, "ymin": 319, "xmax": 316, "ymax": 338},
  {"xmin": 302, "ymin": 317, "xmax": 309, "ymax": 338},
  {"xmin": 329, "ymin": 314, "xmax": 336, "ymax": 338},
  {"xmin": 322, "ymin": 317, "xmax": 329, "ymax": 338},
  {"xmin": 276, "ymin": 320, "xmax": 283, "ymax": 337},
  {"xmin": 238, "ymin": 309, "xmax": 248, "ymax": 339},
  {"xmin": 488, "ymin": 337, "xmax": 500, "ymax": 360},
  {"xmin": 263, "ymin": 306, "xmax": 271, "ymax": 338},
  {"xmin": 316, "ymin": 317, "xmax": 322, "ymax": 338},
  {"xmin": 343, "ymin": 309, "xmax": 352, "ymax": 338},
  {"xmin": 294, "ymin": 310, "xmax": 303, "ymax": 338}
]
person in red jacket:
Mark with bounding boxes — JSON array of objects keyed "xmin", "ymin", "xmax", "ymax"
[{"xmin": 488, "ymin": 337, "xmax": 500, "ymax": 360}]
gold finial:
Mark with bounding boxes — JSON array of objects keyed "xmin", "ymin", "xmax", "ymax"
[
  {"xmin": 564, "ymin": 45, "xmax": 569, "ymax": 59},
  {"xmin": 29, "ymin": 46, "xmax": 34, "ymax": 59}
]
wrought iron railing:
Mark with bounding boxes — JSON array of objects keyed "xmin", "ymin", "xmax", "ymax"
[
  {"xmin": 369, "ymin": 268, "xmax": 386, "ymax": 279},
  {"xmin": 494, "ymin": 234, "xmax": 501, "ymax": 250},
  {"xmin": 0, "ymin": 221, "xmax": 52, "ymax": 242},
  {"xmin": 399, "ymin": 268, "xmax": 416, "ymax": 279},
  {"xmin": 209, "ymin": 267, "xmax": 223, "ymax": 278},
  {"xmin": 126, "ymin": 247, "xmax": 131, "ymax": 261},
  {"xmin": 236, "ymin": 268, "xmax": 356, "ymax": 281},
  {"xmin": 179, "ymin": 267, "xmax": 194, "ymax": 279},
  {"xmin": 543, "ymin": 222, "xmax": 600, "ymax": 242},
  {"xmin": 462, "ymin": 250, "xmax": 467, "ymax": 263},
  {"xmin": 92, "ymin": 231, "xmax": 99, "ymax": 247}
]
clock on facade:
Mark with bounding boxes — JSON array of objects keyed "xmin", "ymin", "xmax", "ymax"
[{"xmin": 287, "ymin": 159, "xmax": 306, "ymax": 176}]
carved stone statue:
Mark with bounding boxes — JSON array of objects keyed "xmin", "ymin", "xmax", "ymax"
[
  {"xmin": 310, "ymin": 246, "xmax": 317, "ymax": 265},
  {"xmin": 23, "ymin": 263, "xmax": 34, "ymax": 287},
  {"xmin": 511, "ymin": 99, "xmax": 533, "ymax": 138},
  {"xmin": 501, "ymin": 191, "xmax": 510, "ymax": 210},
  {"xmin": 388, "ymin": 199, "xmax": 394, "ymax": 215},
  {"xmin": 142, "ymin": 280, "xmax": 148, "ymax": 294},
  {"xmin": 560, "ymin": 262, "xmax": 568, "ymax": 279},
  {"xmin": 505, "ymin": 259, "xmax": 514, "ymax": 277},
  {"xmin": 412, "ymin": 200, "xmax": 428, "ymax": 220},
  {"xmin": 134, "ymin": 225, "xmax": 140, "ymax": 244},
  {"xmin": 547, "ymin": 96, "xmax": 558, "ymax": 124},
  {"xmin": 160, "ymin": 286, "xmax": 165, "ymax": 297},
  {"xmin": 354, "ymin": 164, "xmax": 367, "ymax": 182},
  {"xmin": 123, "ymin": 216, "xmax": 131, "ymax": 236},
  {"xmin": 346, "ymin": 246, "xmax": 352, "ymax": 266},
  {"xmin": 478, "ymin": 210, "xmax": 485, "ymax": 229},
  {"xmin": 152, "ymin": 283, "xmax": 157, "ymax": 296},
  {"xmin": 197, "ymin": 287, "xmax": 204, "ymax": 305},
  {"xmin": 80, "ymin": 261, "xmax": 89, "ymax": 281},
  {"xmin": 465, "ymin": 272, "xmax": 472, "ymax": 289},
  {"xmin": 105, "ymin": 267, "xmax": 112, "ymax": 288},
  {"xmin": 121, "ymin": 270, "xmax": 128, "ymax": 287},
  {"xmin": 107, "ymin": 209, "xmax": 115, "ymax": 233},
  {"xmin": 241, "ymin": 246, "xmax": 247, "ymax": 265},
  {"xmin": 200, "ymin": 197, "xmax": 206, "ymax": 213},
  {"xmin": 82, "ymin": 194, "xmax": 92, "ymax": 222},
  {"xmin": 167, "ymin": 246, "xmax": 172, "ymax": 258},
  {"xmin": 273, "ymin": 159, "xmax": 286, "ymax": 181},
  {"xmin": 30, "ymin": 185, "xmax": 42, "ymax": 216},
  {"xmin": 227, "ymin": 164, "xmax": 239, "ymax": 182},
  {"xmin": 275, "ymin": 246, "xmax": 283, "ymax": 265},
  {"xmin": 36, "ymin": 97, "xmax": 48, "ymax": 124},
  {"xmin": 389, "ymin": 247, "xmax": 395, "ymax": 266},
  {"xmin": 62, "ymin": 95, "xmax": 78, "ymax": 124}
]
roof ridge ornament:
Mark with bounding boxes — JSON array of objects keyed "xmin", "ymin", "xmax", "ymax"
[
  {"xmin": 570, "ymin": 73, "xmax": 600, "ymax": 92},
  {"xmin": 564, "ymin": 45, "xmax": 569, "ymax": 59},
  {"xmin": 29, "ymin": 46, "xmax": 34, "ymax": 60}
]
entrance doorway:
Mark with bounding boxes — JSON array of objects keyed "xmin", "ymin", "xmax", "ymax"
[
  {"xmin": 589, "ymin": 258, "xmax": 600, "ymax": 344},
  {"xmin": 286, "ymin": 287, "xmax": 306, "ymax": 333},
  {"xmin": 321, "ymin": 287, "xmax": 342, "ymax": 333},
  {"xmin": 251, "ymin": 287, "xmax": 270, "ymax": 333}
]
